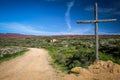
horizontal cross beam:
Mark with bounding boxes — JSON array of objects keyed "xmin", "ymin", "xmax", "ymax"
[
  {"xmin": 76, "ymin": 2, "xmax": 117, "ymax": 61},
  {"xmin": 77, "ymin": 19, "xmax": 117, "ymax": 24}
]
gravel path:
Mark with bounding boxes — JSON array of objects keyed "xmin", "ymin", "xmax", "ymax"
[
  {"xmin": 0, "ymin": 48, "xmax": 61, "ymax": 80},
  {"xmin": 1, "ymin": 48, "xmax": 119, "ymax": 80}
]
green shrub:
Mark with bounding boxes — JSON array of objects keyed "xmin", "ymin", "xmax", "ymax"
[
  {"xmin": 99, "ymin": 52, "xmax": 115, "ymax": 62},
  {"xmin": 0, "ymin": 49, "xmax": 28, "ymax": 63}
]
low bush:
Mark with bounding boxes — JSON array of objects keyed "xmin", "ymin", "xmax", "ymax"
[
  {"xmin": 45, "ymin": 38, "xmax": 120, "ymax": 73},
  {"xmin": 0, "ymin": 48, "xmax": 28, "ymax": 63}
]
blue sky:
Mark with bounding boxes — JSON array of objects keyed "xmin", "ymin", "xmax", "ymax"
[{"xmin": 0, "ymin": 0, "xmax": 120, "ymax": 35}]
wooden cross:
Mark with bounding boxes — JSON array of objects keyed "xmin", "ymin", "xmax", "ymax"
[{"xmin": 76, "ymin": 3, "xmax": 117, "ymax": 61}]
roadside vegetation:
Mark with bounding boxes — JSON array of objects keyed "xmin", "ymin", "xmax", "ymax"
[
  {"xmin": 0, "ymin": 47, "xmax": 28, "ymax": 63},
  {"xmin": 0, "ymin": 34, "xmax": 120, "ymax": 72},
  {"xmin": 44, "ymin": 37, "xmax": 120, "ymax": 72}
]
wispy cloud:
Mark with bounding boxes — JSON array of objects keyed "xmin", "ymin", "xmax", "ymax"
[
  {"xmin": 72, "ymin": 24, "xmax": 94, "ymax": 34},
  {"xmin": 0, "ymin": 22, "xmax": 47, "ymax": 35},
  {"xmin": 98, "ymin": 8, "xmax": 115, "ymax": 13},
  {"xmin": 65, "ymin": 1, "xmax": 74, "ymax": 30},
  {"xmin": 84, "ymin": 6, "xmax": 93, "ymax": 11},
  {"xmin": 0, "ymin": 22, "xmax": 95, "ymax": 35},
  {"xmin": 51, "ymin": 24, "xmax": 94, "ymax": 35},
  {"xmin": 85, "ymin": 6, "xmax": 120, "ymax": 16},
  {"xmin": 114, "ymin": 11, "xmax": 120, "ymax": 15},
  {"xmin": 99, "ymin": 32, "xmax": 120, "ymax": 35},
  {"xmin": 85, "ymin": 6, "xmax": 115, "ymax": 13}
]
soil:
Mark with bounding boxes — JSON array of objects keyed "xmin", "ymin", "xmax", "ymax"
[
  {"xmin": 0, "ymin": 48, "xmax": 62, "ymax": 80},
  {"xmin": 63, "ymin": 60, "xmax": 120, "ymax": 80},
  {"xmin": 0, "ymin": 48, "xmax": 120, "ymax": 80}
]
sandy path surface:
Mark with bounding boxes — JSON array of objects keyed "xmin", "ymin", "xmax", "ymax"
[
  {"xmin": 0, "ymin": 48, "xmax": 62, "ymax": 80},
  {"xmin": 1, "ymin": 48, "xmax": 119, "ymax": 80}
]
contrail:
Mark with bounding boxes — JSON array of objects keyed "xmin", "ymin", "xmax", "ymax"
[{"xmin": 65, "ymin": 1, "xmax": 74, "ymax": 30}]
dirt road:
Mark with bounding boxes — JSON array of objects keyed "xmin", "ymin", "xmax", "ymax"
[
  {"xmin": 0, "ymin": 48, "xmax": 120, "ymax": 80},
  {"xmin": 0, "ymin": 48, "xmax": 61, "ymax": 80}
]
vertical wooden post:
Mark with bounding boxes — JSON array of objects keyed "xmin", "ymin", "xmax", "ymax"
[
  {"xmin": 76, "ymin": 3, "xmax": 117, "ymax": 61},
  {"xmin": 94, "ymin": 3, "xmax": 99, "ymax": 61}
]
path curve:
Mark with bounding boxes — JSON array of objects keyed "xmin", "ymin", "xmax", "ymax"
[
  {"xmin": 0, "ymin": 48, "xmax": 61, "ymax": 80},
  {"xmin": 1, "ymin": 48, "xmax": 119, "ymax": 80}
]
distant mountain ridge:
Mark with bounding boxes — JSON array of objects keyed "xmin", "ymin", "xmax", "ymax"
[
  {"xmin": 0, "ymin": 33, "xmax": 34, "ymax": 38},
  {"xmin": 0, "ymin": 33, "xmax": 119, "ymax": 38}
]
